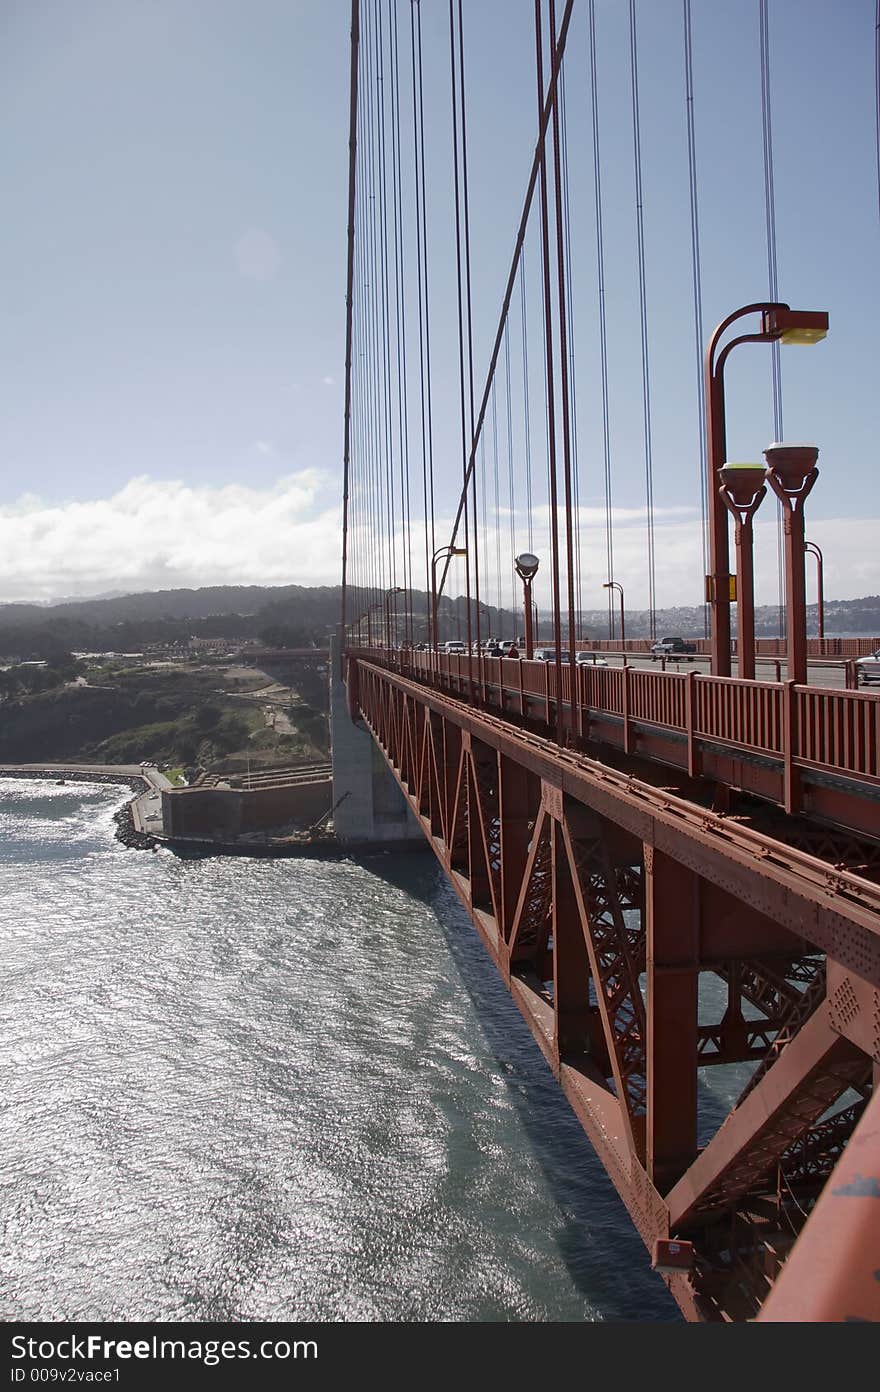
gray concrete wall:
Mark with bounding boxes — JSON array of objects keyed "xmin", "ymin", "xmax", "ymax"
[{"xmin": 329, "ymin": 632, "xmax": 424, "ymax": 848}]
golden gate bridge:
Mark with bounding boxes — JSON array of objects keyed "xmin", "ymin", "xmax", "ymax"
[{"xmin": 336, "ymin": 0, "xmax": 880, "ymax": 1322}]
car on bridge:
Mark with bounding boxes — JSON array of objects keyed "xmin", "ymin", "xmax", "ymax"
[
  {"xmin": 443, "ymin": 640, "xmax": 466, "ymax": 654},
  {"xmin": 650, "ymin": 637, "xmax": 697, "ymax": 660},
  {"xmin": 533, "ymin": 647, "xmax": 572, "ymax": 662},
  {"xmin": 575, "ymin": 651, "xmax": 609, "ymax": 667},
  {"xmin": 855, "ymin": 649, "xmax": 880, "ymax": 684}
]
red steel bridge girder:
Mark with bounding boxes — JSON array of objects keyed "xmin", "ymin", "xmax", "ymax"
[{"xmin": 351, "ymin": 657, "xmax": 880, "ymax": 1322}]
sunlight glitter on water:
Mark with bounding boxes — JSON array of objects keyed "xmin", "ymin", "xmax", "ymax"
[{"xmin": 0, "ymin": 779, "xmax": 679, "ymax": 1322}]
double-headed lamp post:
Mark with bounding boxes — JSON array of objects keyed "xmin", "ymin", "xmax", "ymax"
[
  {"xmin": 764, "ymin": 443, "xmax": 820, "ymax": 686},
  {"xmin": 705, "ymin": 302, "xmax": 828, "ymax": 676},
  {"xmin": 805, "ymin": 541, "xmax": 824, "ymax": 643},
  {"xmin": 431, "ymin": 546, "xmax": 466, "ymax": 651},
  {"xmin": 717, "ymin": 464, "xmax": 767, "ymax": 680},
  {"xmin": 514, "ymin": 553, "xmax": 540, "ymax": 659}
]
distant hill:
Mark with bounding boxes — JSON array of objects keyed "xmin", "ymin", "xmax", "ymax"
[
  {"xmin": 0, "ymin": 584, "xmax": 343, "ymax": 626},
  {"xmin": 1, "ymin": 584, "xmax": 878, "ymax": 660}
]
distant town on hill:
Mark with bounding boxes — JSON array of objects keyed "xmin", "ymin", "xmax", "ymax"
[{"xmin": 0, "ymin": 584, "xmax": 878, "ymax": 660}]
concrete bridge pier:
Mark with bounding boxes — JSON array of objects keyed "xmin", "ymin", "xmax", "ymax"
[{"xmin": 329, "ymin": 633, "xmax": 424, "ymax": 849}]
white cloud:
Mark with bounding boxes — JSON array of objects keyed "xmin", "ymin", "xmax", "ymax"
[
  {"xmin": 383, "ymin": 506, "xmax": 879, "ymax": 613},
  {"xmin": 0, "ymin": 473, "xmax": 343, "ymax": 602},
  {"xmin": 0, "ymin": 479, "xmax": 874, "ymax": 610}
]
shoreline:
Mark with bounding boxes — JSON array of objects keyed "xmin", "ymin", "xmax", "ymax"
[{"xmin": 0, "ymin": 764, "xmax": 350, "ymax": 860}]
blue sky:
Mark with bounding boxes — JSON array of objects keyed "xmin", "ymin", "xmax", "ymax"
[{"xmin": 1, "ymin": 0, "xmax": 878, "ymax": 608}]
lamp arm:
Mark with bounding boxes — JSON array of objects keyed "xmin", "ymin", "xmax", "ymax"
[{"xmin": 706, "ymin": 301, "xmax": 786, "ymax": 375}]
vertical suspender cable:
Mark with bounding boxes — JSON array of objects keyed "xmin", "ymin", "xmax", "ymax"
[
  {"xmin": 340, "ymin": 0, "xmax": 361, "ymax": 632},
  {"xmin": 456, "ymin": 0, "xmax": 484, "ymax": 669},
  {"xmin": 411, "ymin": 0, "xmax": 436, "ymax": 629},
  {"xmin": 760, "ymin": 0, "xmax": 786, "ymax": 640},
  {"xmin": 492, "ymin": 376, "xmax": 502, "ymax": 615},
  {"xmin": 548, "ymin": 0, "xmax": 578, "ymax": 668},
  {"xmin": 376, "ymin": 1, "xmax": 399, "ymax": 611},
  {"xmin": 559, "ymin": 66, "xmax": 583, "ymax": 640},
  {"xmin": 437, "ymin": 0, "xmax": 575, "ymax": 599},
  {"xmin": 365, "ymin": 2, "xmax": 385, "ymax": 609},
  {"xmin": 876, "ymin": 0, "xmax": 880, "ymax": 226},
  {"xmin": 629, "ymin": 0, "xmax": 656, "ymax": 640},
  {"xmin": 504, "ymin": 321, "xmax": 517, "ymax": 619},
  {"xmin": 389, "ymin": 0, "xmax": 412, "ymax": 644},
  {"xmin": 683, "ymin": 0, "xmax": 709, "ymax": 639},
  {"xmin": 448, "ymin": 0, "xmax": 475, "ymax": 663},
  {"xmin": 480, "ymin": 431, "xmax": 489, "ymax": 631},
  {"xmin": 534, "ymin": 0, "xmax": 565, "ymax": 713},
  {"xmin": 520, "ymin": 258, "xmax": 535, "ymax": 553},
  {"xmin": 588, "ymin": 0, "xmax": 615, "ymax": 638}
]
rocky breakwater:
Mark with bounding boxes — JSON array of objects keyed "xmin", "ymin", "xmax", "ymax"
[
  {"xmin": 0, "ymin": 764, "xmax": 159, "ymax": 852},
  {"xmin": 113, "ymin": 795, "xmax": 159, "ymax": 851}
]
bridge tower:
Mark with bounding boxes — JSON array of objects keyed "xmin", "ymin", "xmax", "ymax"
[{"xmin": 329, "ymin": 631, "xmax": 423, "ymax": 849}]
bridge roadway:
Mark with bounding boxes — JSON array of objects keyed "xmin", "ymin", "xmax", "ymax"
[{"xmin": 344, "ymin": 646, "xmax": 880, "ymax": 1322}]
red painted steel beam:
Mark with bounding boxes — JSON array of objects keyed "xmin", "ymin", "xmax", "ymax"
[
  {"xmin": 666, "ymin": 1006, "xmax": 865, "ymax": 1228},
  {"xmin": 551, "ymin": 820, "xmax": 594, "ymax": 1065},
  {"xmin": 645, "ymin": 848, "xmax": 699, "ymax": 1192},
  {"xmin": 757, "ymin": 1083, "xmax": 880, "ymax": 1322}
]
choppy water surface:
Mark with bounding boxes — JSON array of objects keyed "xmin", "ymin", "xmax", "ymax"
[{"xmin": 0, "ymin": 779, "xmax": 680, "ymax": 1322}]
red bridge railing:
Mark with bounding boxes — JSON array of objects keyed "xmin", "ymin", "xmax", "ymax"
[{"xmin": 347, "ymin": 647, "xmax": 880, "ymax": 833}]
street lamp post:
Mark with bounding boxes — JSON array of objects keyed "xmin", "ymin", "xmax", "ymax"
[
  {"xmin": 514, "ymin": 553, "xmax": 540, "ymax": 659},
  {"xmin": 718, "ymin": 464, "xmax": 768, "ymax": 680},
  {"xmin": 805, "ymin": 541, "xmax": 824, "ymax": 643},
  {"xmin": 705, "ymin": 302, "xmax": 828, "ymax": 676},
  {"xmin": 364, "ymin": 600, "xmax": 385, "ymax": 647},
  {"xmin": 431, "ymin": 546, "xmax": 466, "ymax": 651},
  {"xmin": 384, "ymin": 586, "xmax": 404, "ymax": 650},
  {"xmin": 763, "ymin": 444, "xmax": 820, "ymax": 687},
  {"xmin": 602, "ymin": 582, "xmax": 625, "ymax": 662},
  {"xmin": 349, "ymin": 609, "xmax": 370, "ymax": 646}
]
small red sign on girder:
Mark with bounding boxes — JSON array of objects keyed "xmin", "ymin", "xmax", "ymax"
[{"xmin": 652, "ymin": 1238, "xmax": 694, "ymax": 1274}]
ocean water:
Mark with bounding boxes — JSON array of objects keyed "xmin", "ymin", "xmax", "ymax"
[{"xmin": 0, "ymin": 777, "xmax": 680, "ymax": 1322}]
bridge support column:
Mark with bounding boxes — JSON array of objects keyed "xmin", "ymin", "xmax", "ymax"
[
  {"xmin": 329, "ymin": 633, "xmax": 424, "ymax": 848},
  {"xmin": 645, "ymin": 845, "xmax": 700, "ymax": 1193}
]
